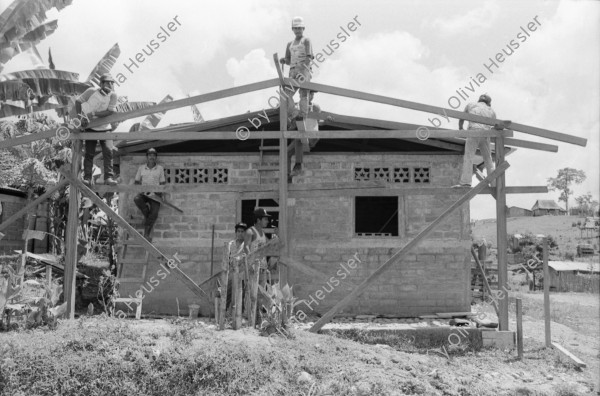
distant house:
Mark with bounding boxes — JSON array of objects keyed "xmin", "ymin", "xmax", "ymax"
[
  {"xmin": 547, "ymin": 261, "xmax": 600, "ymax": 293},
  {"xmin": 0, "ymin": 187, "xmax": 27, "ymax": 255},
  {"xmin": 531, "ymin": 200, "xmax": 566, "ymax": 216},
  {"xmin": 507, "ymin": 206, "xmax": 532, "ymax": 218}
]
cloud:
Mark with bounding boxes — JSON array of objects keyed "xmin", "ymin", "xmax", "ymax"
[{"xmin": 430, "ymin": 2, "xmax": 500, "ymax": 36}]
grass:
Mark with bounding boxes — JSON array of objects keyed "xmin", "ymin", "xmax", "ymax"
[{"xmin": 1, "ymin": 316, "xmax": 594, "ymax": 396}]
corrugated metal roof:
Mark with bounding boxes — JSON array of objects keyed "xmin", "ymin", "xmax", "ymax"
[{"xmin": 548, "ymin": 261, "xmax": 599, "ymax": 273}]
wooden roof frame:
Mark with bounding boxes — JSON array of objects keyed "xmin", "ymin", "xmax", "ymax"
[{"xmin": 0, "ymin": 57, "xmax": 587, "ymax": 325}]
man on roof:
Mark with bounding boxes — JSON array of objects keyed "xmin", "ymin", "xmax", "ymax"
[
  {"xmin": 454, "ymin": 94, "xmax": 497, "ymax": 188},
  {"xmin": 76, "ymin": 73, "xmax": 119, "ymax": 187},
  {"xmin": 280, "ymin": 16, "xmax": 314, "ymax": 124}
]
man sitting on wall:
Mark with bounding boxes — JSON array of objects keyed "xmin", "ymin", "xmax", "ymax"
[{"xmin": 133, "ymin": 148, "xmax": 165, "ymax": 241}]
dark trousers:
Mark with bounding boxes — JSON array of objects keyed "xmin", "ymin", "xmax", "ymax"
[
  {"xmin": 84, "ymin": 138, "xmax": 114, "ymax": 180},
  {"xmin": 133, "ymin": 194, "xmax": 161, "ymax": 233}
]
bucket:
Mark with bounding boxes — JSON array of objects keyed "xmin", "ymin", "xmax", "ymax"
[{"xmin": 188, "ymin": 304, "xmax": 200, "ymax": 319}]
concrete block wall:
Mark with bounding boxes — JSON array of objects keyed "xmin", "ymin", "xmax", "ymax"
[
  {"xmin": 0, "ymin": 194, "xmax": 26, "ymax": 255},
  {"xmin": 117, "ymin": 152, "xmax": 472, "ymax": 317}
]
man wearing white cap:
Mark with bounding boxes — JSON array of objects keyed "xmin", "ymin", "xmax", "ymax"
[{"xmin": 280, "ymin": 16, "xmax": 314, "ymax": 123}]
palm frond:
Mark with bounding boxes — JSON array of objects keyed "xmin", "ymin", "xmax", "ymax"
[
  {"xmin": 85, "ymin": 43, "xmax": 120, "ymax": 86},
  {"xmin": 139, "ymin": 94, "xmax": 173, "ymax": 130},
  {"xmin": 115, "ymin": 101, "xmax": 156, "ymax": 113}
]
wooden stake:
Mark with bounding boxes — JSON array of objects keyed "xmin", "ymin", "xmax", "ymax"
[
  {"xmin": 495, "ymin": 135, "xmax": 509, "ymax": 331},
  {"xmin": 218, "ymin": 242, "xmax": 229, "ymax": 331},
  {"xmin": 233, "ymin": 259, "xmax": 243, "ymax": 329},
  {"xmin": 543, "ymin": 237, "xmax": 551, "ymax": 347},
  {"xmin": 64, "ymin": 139, "xmax": 82, "ymax": 319},
  {"xmin": 310, "ymin": 161, "xmax": 510, "ymax": 333},
  {"xmin": 516, "ymin": 298, "xmax": 523, "ymax": 360}
]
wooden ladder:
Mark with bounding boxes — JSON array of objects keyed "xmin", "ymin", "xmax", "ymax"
[
  {"xmin": 117, "ymin": 217, "xmax": 150, "ymax": 284},
  {"xmin": 257, "ymin": 138, "xmax": 280, "ymax": 184}
]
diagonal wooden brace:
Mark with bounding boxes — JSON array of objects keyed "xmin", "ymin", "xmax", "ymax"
[
  {"xmin": 310, "ymin": 161, "xmax": 510, "ymax": 333},
  {"xmin": 59, "ymin": 169, "xmax": 209, "ymax": 301}
]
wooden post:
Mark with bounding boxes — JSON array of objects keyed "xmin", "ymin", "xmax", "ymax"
[
  {"xmin": 543, "ymin": 237, "xmax": 551, "ymax": 347},
  {"xmin": 274, "ymin": 53, "xmax": 289, "ymax": 273},
  {"xmin": 516, "ymin": 298, "xmax": 523, "ymax": 360},
  {"xmin": 218, "ymin": 242, "xmax": 229, "ymax": 330},
  {"xmin": 64, "ymin": 139, "xmax": 82, "ymax": 319},
  {"xmin": 232, "ymin": 252, "xmax": 241, "ymax": 330},
  {"xmin": 310, "ymin": 162, "xmax": 510, "ymax": 332},
  {"xmin": 495, "ymin": 135, "xmax": 509, "ymax": 331}
]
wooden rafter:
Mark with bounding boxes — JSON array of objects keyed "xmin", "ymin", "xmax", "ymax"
[
  {"xmin": 309, "ymin": 161, "xmax": 510, "ymax": 333},
  {"xmin": 295, "ymin": 80, "xmax": 587, "ymax": 147}
]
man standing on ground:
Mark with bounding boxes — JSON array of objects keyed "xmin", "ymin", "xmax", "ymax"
[
  {"xmin": 76, "ymin": 73, "xmax": 118, "ymax": 186},
  {"xmin": 280, "ymin": 16, "xmax": 314, "ymax": 124},
  {"xmin": 453, "ymin": 94, "xmax": 497, "ymax": 188},
  {"xmin": 244, "ymin": 208, "xmax": 271, "ymax": 326},
  {"xmin": 133, "ymin": 148, "xmax": 165, "ymax": 241},
  {"xmin": 226, "ymin": 222, "xmax": 248, "ymax": 311}
]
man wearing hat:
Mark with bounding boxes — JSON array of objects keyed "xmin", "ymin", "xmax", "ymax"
[
  {"xmin": 279, "ymin": 16, "xmax": 314, "ymax": 123},
  {"xmin": 133, "ymin": 148, "xmax": 166, "ymax": 241},
  {"xmin": 76, "ymin": 73, "xmax": 119, "ymax": 186},
  {"xmin": 454, "ymin": 94, "xmax": 497, "ymax": 188}
]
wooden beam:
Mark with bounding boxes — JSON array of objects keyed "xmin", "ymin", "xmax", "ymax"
[
  {"xmin": 0, "ymin": 128, "xmax": 56, "ymax": 150},
  {"xmin": 63, "ymin": 140, "xmax": 82, "ymax": 319},
  {"xmin": 59, "ymin": 170, "xmax": 209, "ymax": 301},
  {"xmin": 502, "ymin": 138, "xmax": 558, "ymax": 153},
  {"xmin": 495, "ymin": 136, "xmax": 509, "ymax": 331},
  {"xmin": 92, "ymin": 182, "xmax": 546, "ymax": 196},
  {"xmin": 86, "ymin": 79, "xmax": 280, "ymax": 129},
  {"xmin": 309, "ymin": 161, "xmax": 510, "ymax": 332},
  {"xmin": 275, "ymin": 52, "xmax": 290, "ymax": 267},
  {"xmin": 296, "ymin": 80, "xmax": 587, "ymax": 147},
  {"xmin": 0, "ymin": 179, "xmax": 67, "ymax": 235},
  {"xmin": 71, "ymin": 131, "xmax": 282, "ymax": 141},
  {"xmin": 552, "ymin": 342, "xmax": 586, "ymax": 368},
  {"xmin": 284, "ymin": 129, "xmax": 513, "ymax": 139}
]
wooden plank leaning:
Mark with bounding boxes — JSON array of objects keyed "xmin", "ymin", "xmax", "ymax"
[
  {"xmin": 310, "ymin": 161, "xmax": 510, "ymax": 333},
  {"xmin": 58, "ymin": 169, "xmax": 209, "ymax": 301}
]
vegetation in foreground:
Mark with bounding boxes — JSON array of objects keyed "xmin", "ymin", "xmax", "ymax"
[{"xmin": 0, "ymin": 315, "xmax": 595, "ymax": 396}]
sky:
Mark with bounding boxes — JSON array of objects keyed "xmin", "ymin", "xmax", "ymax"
[{"xmin": 4, "ymin": 0, "xmax": 599, "ymax": 220}]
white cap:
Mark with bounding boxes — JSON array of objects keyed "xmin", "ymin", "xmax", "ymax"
[{"xmin": 292, "ymin": 16, "xmax": 305, "ymax": 28}]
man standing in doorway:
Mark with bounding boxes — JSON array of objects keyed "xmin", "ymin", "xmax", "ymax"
[
  {"xmin": 453, "ymin": 94, "xmax": 497, "ymax": 188},
  {"xmin": 133, "ymin": 148, "xmax": 166, "ymax": 241},
  {"xmin": 280, "ymin": 16, "xmax": 314, "ymax": 124},
  {"xmin": 77, "ymin": 73, "xmax": 119, "ymax": 186},
  {"xmin": 226, "ymin": 222, "xmax": 248, "ymax": 311}
]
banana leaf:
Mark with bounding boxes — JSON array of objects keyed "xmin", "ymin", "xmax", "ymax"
[
  {"xmin": 139, "ymin": 94, "xmax": 173, "ymax": 130},
  {"xmin": 85, "ymin": 43, "xmax": 120, "ymax": 86},
  {"xmin": 21, "ymin": 19, "xmax": 58, "ymax": 43},
  {"xmin": 115, "ymin": 101, "xmax": 156, "ymax": 113},
  {"xmin": 0, "ymin": 0, "xmax": 73, "ymax": 37},
  {"xmin": 0, "ymin": 80, "xmax": 31, "ymax": 101},
  {"xmin": 0, "ymin": 95, "xmax": 70, "ymax": 118},
  {"xmin": 0, "ymin": 68, "xmax": 80, "ymax": 82}
]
